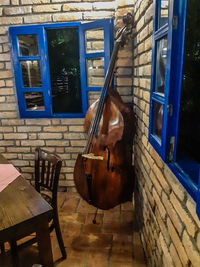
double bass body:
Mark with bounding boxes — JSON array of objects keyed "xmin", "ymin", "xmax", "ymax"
[
  {"xmin": 74, "ymin": 90, "xmax": 135, "ymax": 210},
  {"xmin": 74, "ymin": 13, "xmax": 135, "ymax": 210}
]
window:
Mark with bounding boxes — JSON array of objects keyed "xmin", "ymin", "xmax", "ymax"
[
  {"xmin": 9, "ymin": 19, "xmax": 113, "ymax": 118},
  {"xmin": 149, "ymin": 0, "xmax": 200, "ymax": 217}
]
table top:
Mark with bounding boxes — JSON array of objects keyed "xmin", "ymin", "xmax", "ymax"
[{"xmin": 0, "ymin": 154, "xmax": 52, "ymax": 234}]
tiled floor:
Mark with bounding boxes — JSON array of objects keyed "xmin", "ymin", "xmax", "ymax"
[{"xmin": 0, "ymin": 191, "xmax": 146, "ymax": 267}]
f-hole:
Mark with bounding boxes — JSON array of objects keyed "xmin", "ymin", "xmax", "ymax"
[{"xmin": 106, "ymin": 147, "xmax": 110, "ymax": 171}]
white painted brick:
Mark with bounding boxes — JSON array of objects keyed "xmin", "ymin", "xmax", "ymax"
[
  {"xmin": 93, "ymin": 2, "xmax": 116, "ymax": 10},
  {"xmin": 63, "ymin": 3, "xmax": 92, "ymax": 11},
  {"xmin": 24, "ymin": 14, "xmax": 52, "ymax": 24},
  {"xmin": 0, "ymin": 0, "xmax": 10, "ymax": 5},
  {"xmin": 0, "ymin": 17, "xmax": 22, "ymax": 25},
  {"xmin": 33, "ymin": 4, "xmax": 62, "ymax": 13},
  {"xmin": 53, "ymin": 12, "xmax": 82, "ymax": 22},
  {"xmin": 4, "ymin": 6, "xmax": 32, "ymax": 15},
  {"xmin": 83, "ymin": 11, "xmax": 114, "ymax": 20}
]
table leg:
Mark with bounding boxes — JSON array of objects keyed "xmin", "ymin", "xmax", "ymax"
[
  {"xmin": 10, "ymin": 240, "xmax": 20, "ymax": 267},
  {"xmin": 36, "ymin": 219, "xmax": 53, "ymax": 267}
]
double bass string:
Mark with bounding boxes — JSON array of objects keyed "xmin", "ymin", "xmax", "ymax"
[
  {"xmin": 84, "ymin": 44, "xmax": 119, "ymax": 155},
  {"xmin": 83, "ymin": 26, "xmax": 126, "ymax": 155},
  {"xmin": 92, "ymin": 41, "xmax": 121, "ymax": 137}
]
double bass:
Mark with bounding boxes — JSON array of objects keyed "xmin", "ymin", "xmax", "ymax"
[{"xmin": 74, "ymin": 13, "xmax": 135, "ymax": 211}]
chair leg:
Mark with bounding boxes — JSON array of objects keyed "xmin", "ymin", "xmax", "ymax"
[
  {"xmin": 53, "ymin": 211, "xmax": 66, "ymax": 259},
  {"xmin": 0, "ymin": 242, "xmax": 5, "ymax": 253}
]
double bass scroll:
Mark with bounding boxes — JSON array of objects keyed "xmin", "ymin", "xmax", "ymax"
[{"xmin": 74, "ymin": 13, "xmax": 135, "ymax": 210}]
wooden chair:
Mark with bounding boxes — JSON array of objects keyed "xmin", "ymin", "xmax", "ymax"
[
  {"xmin": 33, "ymin": 147, "xmax": 66, "ymax": 259},
  {"xmin": 12, "ymin": 147, "xmax": 66, "ymax": 260}
]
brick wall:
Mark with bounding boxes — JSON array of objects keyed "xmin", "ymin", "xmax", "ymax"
[
  {"xmin": 0, "ymin": 0, "xmax": 134, "ymax": 189},
  {"xmin": 132, "ymin": 0, "xmax": 200, "ymax": 266},
  {"xmin": 1, "ymin": 0, "xmax": 200, "ymax": 265}
]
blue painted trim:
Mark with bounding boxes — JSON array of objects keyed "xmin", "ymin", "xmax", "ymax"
[
  {"xmin": 80, "ymin": 18, "xmax": 114, "ymax": 107},
  {"xmin": 167, "ymin": 0, "xmax": 187, "ymax": 161},
  {"xmin": 79, "ymin": 24, "xmax": 88, "ymax": 115},
  {"xmin": 104, "ymin": 19, "xmax": 112, "ymax": 78},
  {"xmin": 20, "ymin": 112, "xmax": 85, "ymax": 119},
  {"xmin": 152, "ymin": 92, "xmax": 165, "ymax": 104},
  {"xmin": 86, "ymin": 87, "xmax": 102, "ymax": 92},
  {"xmin": 9, "ymin": 19, "xmax": 114, "ymax": 119},
  {"xmin": 42, "ymin": 26, "xmax": 52, "ymax": 116},
  {"xmin": 22, "ymin": 87, "xmax": 44, "ymax": 91},
  {"xmin": 149, "ymin": 0, "xmax": 173, "ymax": 160},
  {"xmin": 85, "ymin": 52, "xmax": 105, "ymax": 59},
  {"xmin": 18, "ymin": 56, "xmax": 40, "ymax": 61},
  {"xmin": 197, "ymin": 170, "xmax": 200, "ymax": 218},
  {"xmin": 149, "ymin": 0, "xmax": 200, "ymax": 219},
  {"xmin": 44, "ymin": 22, "xmax": 81, "ymax": 28},
  {"xmin": 154, "ymin": 24, "xmax": 169, "ymax": 40},
  {"xmin": 169, "ymin": 162, "xmax": 198, "ymax": 201},
  {"xmin": 9, "ymin": 26, "xmax": 50, "ymax": 118},
  {"xmin": 156, "ymin": 0, "xmax": 169, "ymax": 32},
  {"xmin": 52, "ymin": 113, "xmax": 84, "ymax": 118},
  {"xmin": 9, "ymin": 22, "xmax": 81, "ymax": 31}
]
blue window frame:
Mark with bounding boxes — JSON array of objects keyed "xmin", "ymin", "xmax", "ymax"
[
  {"xmin": 150, "ymin": 0, "xmax": 200, "ymax": 218},
  {"xmin": 9, "ymin": 19, "xmax": 113, "ymax": 118}
]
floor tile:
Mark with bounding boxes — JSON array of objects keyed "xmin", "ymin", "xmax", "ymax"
[{"xmin": 1, "ymin": 191, "xmax": 146, "ymax": 267}]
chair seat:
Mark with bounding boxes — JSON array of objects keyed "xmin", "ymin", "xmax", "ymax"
[{"xmin": 41, "ymin": 192, "xmax": 52, "ymax": 206}]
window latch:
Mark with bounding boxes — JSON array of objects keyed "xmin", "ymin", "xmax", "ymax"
[
  {"xmin": 172, "ymin": 16, "xmax": 178, "ymax": 30},
  {"xmin": 169, "ymin": 136, "xmax": 175, "ymax": 162},
  {"xmin": 167, "ymin": 104, "xmax": 173, "ymax": 116}
]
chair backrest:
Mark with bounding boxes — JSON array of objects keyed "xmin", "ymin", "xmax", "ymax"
[{"xmin": 35, "ymin": 147, "xmax": 62, "ymax": 206}]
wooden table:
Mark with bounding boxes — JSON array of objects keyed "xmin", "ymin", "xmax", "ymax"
[{"xmin": 0, "ymin": 154, "xmax": 54, "ymax": 267}]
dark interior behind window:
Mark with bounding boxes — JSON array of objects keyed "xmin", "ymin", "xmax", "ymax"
[
  {"xmin": 46, "ymin": 27, "xmax": 82, "ymax": 114},
  {"xmin": 177, "ymin": 0, "xmax": 200, "ymax": 184}
]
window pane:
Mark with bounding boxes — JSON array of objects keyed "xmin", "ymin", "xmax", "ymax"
[
  {"xmin": 177, "ymin": 0, "xmax": 200, "ymax": 170},
  {"xmin": 152, "ymin": 101, "xmax": 163, "ymax": 139},
  {"xmin": 18, "ymin": 35, "xmax": 39, "ymax": 56},
  {"xmin": 158, "ymin": 0, "xmax": 169, "ymax": 29},
  {"xmin": 87, "ymin": 57, "xmax": 104, "ymax": 87},
  {"xmin": 46, "ymin": 27, "xmax": 82, "ymax": 114},
  {"xmin": 85, "ymin": 28, "xmax": 104, "ymax": 53},
  {"xmin": 24, "ymin": 92, "xmax": 44, "ymax": 111},
  {"xmin": 20, "ymin": 61, "xmax": 42, "ymax": 87},
  {"xmin": 154, "ymin": 37, "xmax": 167, "ymax": 94}
]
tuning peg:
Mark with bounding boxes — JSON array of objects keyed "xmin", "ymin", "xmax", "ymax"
[{"xmin": 123, "ymin": 12, "xmax": 133, "ymax": 26}]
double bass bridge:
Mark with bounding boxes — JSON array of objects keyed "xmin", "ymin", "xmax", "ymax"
[{"xmin": 82, "ymin": 153, "xmax": 104, "ymax": 161}]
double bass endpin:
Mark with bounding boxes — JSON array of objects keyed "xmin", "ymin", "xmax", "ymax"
[{"xmin": 93, "ymin": 208, "xmax": 99, "ymax": 224}]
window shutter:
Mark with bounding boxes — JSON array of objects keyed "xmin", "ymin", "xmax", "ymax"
[
  {"xmin": 9, "ymin": 26, "xmax": 51, "ymax": 118},
  {"xmin": 79, "ymin": 19, "xmax": 114, "ymax": 115}
]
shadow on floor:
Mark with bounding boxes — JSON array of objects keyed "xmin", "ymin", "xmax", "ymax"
[{"xmin": 0, "ymin": 191, "xmax": 146, "ymax": 267}]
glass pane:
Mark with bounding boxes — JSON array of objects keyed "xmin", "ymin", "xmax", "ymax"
[
  {"xmin": 158, "ymin": 0, "xmax": 169, "ymax": 29},
  {"xmin": 18, "ymin": 35, "xmax": 39, "ymax": 56},
  {"xmin": 87, "ymin": 57, "xmax": 104, "ymax": 87},
  {"xmin": 24, "ymin": 92, "xmax": 44, "ymax": 111},
  {"xmin": 20, "ymin": 61, "xmax": 42, "ymax": 87},
  {"xmin": 152, "ymin": 101, "xmax": 163, "ymax": 139},
  {"xmin": 46, "ymin": 27, "xmax": 82, "ymax": 114},
  {"xmin": 177, "ymin": 0, "xmax": 200, "ymax": 172},
  {"xmin": 154, "ymin": 37, "xmax": 167, "ymax": 94},
  {"xmin": 85, "ymin": 28, "xmax": 104, "ymax": 53}
]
